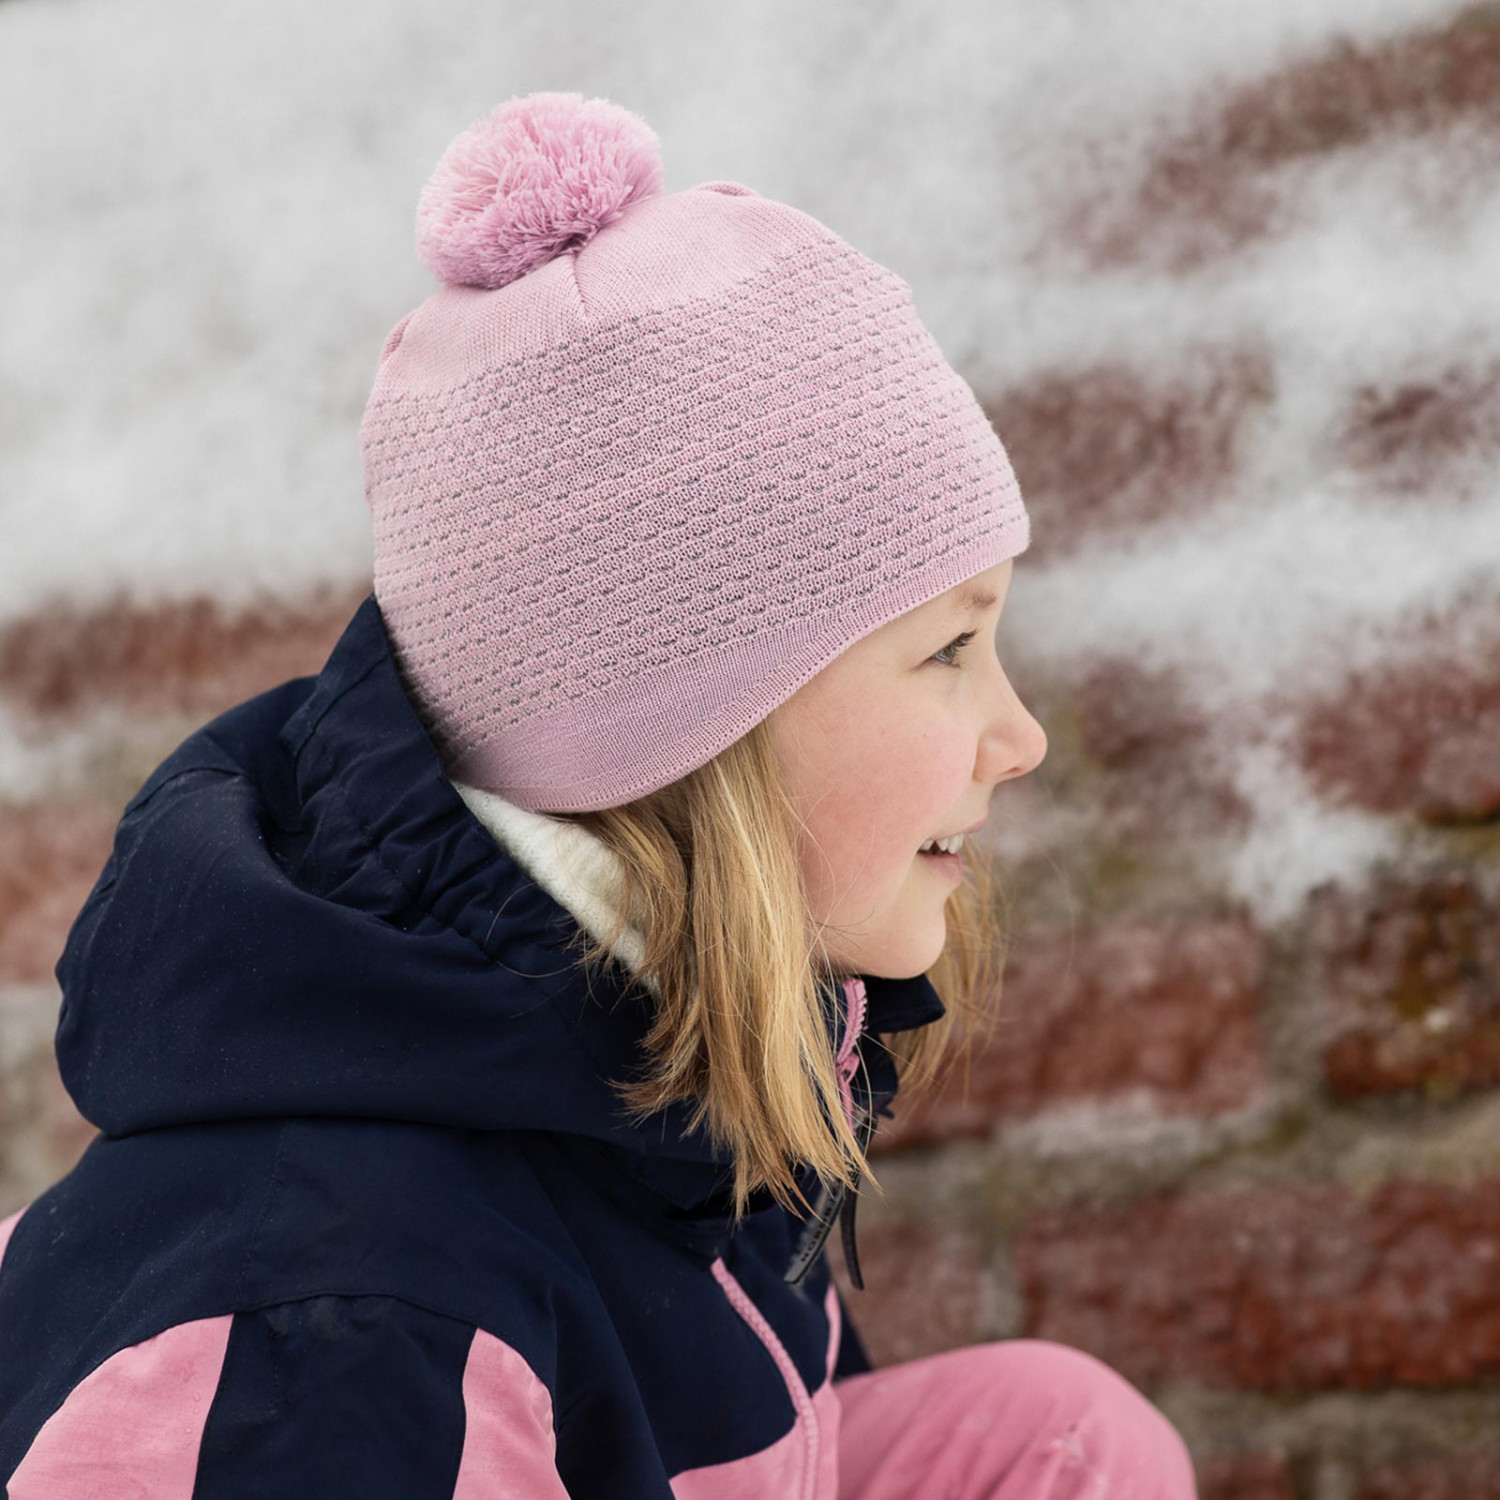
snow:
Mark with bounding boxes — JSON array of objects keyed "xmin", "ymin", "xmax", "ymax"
[{"xmin": 2, "ymin": 0, "xmax": 1496, "ymax": 920}]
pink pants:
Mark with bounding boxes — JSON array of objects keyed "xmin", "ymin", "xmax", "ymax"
[{"xmin": 833, "ymin": 1339, "xmax": 1199, "ymax": 1499}]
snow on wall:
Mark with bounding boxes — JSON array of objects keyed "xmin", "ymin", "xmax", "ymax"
[{"xmin": 2, "ymin": 0, "xmax": 1494, "ymax": 921}]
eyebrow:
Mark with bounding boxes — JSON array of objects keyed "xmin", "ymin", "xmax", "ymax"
[{"xmin": 947, "ymin": 585, "xmax": 998, "ymax": 615}]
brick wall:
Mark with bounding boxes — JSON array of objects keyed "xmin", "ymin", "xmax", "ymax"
[
  {"xmin": 3, "ymin": 3, "xmax": 1498, "ymax": 1495},
  {"xmin": 836, "ymin": 13, "xmax": 1500, "ymax": 1496}
]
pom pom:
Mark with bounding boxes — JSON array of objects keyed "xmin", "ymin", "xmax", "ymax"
[{"xmin": 416, "ymin": 91, "xmax": 664, "ymax": 290}]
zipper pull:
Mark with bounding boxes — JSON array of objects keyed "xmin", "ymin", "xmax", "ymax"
[
  {"xmin": 838, "ymin": 1099, "xmax": 878, "ymax": 1289},
  {"xmin": 783, "ymin": 1176, "xmax": 844, "ymax": 1286},
  {"xmin": 839, "ymin": 1180, "xmax": 863, "ymax": 1290},
  {"xmin": 782, "ymin": 1098, "xmax": 879, "ymax": 1287}
]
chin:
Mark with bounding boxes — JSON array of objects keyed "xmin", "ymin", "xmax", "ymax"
[
  {"xmin": 856, "ymin": 927, "xmax": 949, "ymax": 981},
  {"xmin": 823, "ymin": 885, "xmax": 949, "ymax": 979},
  {"xmin": 864, "ymin": 957, "xmax": 939, "ymax": 981}
]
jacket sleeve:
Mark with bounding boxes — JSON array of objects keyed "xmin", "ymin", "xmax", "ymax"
[{"xmin": 7, "ymin": 1295, "xmax": 570, "ymax": 1500}]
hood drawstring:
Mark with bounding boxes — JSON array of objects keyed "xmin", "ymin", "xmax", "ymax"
[{"xmin": 784, "ymin": 976, "xmax": 875, "ymax": 1290}]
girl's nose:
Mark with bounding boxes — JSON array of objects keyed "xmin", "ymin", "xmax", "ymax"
[
  {"xmin": 1012, "ymin": 704, "xmax": 1048, "ymax": 778},
  {"xmin": 980, "ymin": 683, "xmax": 1048, "ymax": 785}
]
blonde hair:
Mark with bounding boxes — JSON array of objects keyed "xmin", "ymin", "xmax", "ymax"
[{"xmin": 549, "ymin": 713, "xmax": 1011, "ymax": 1222}]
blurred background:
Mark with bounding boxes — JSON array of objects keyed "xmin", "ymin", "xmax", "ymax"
[{"xmin": 3, "ymin": 0, "xmax": 1499, "ymax": 1492}]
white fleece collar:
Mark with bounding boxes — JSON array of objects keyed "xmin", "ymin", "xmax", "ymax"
[{"xmin": 450, "ymin": 779, "xmax": 657, "ymax": 996}]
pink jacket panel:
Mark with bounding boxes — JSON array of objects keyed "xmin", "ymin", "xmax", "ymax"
[
  {"xmin": 0, "ymin": 1208, "xmax": 23, "ymax": 1268},
  {"xmin": 669, "ymin": 1263, "xmax": 843, "ymax": 1500},
  {"xmin": 7, "ymin": 1314, "xmax": 233, "ymax": 1500},
  {"xmin": 452, "ymin": 1326, "xmax": 571, "ymax": 1500}
]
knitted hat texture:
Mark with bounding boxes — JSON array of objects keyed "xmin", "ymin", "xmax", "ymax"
[{"xmin": 361, "ymin": 91, "xmax": 1030, "ymax": 812}]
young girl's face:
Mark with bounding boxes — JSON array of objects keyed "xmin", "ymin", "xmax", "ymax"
[{"xmin": 766, "ymin": 558, "xmax": 1046, "ymax": 979}]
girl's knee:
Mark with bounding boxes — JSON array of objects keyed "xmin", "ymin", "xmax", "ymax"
[{"xmin": 982, "ymin": 1338, "xmax": 1198, "ymax": 1494}]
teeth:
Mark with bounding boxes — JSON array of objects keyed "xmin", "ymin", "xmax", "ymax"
[{"xmin": 919, "ymin": 834, "xmax": 965, "ymax": 855}]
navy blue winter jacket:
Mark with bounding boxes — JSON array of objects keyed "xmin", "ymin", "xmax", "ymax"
[{"xmin": 0, "ymin": 592, "xmax": 946, "ymax": 1497}]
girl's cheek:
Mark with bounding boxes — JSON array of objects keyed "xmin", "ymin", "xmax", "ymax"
[{"xmin": 896, "ymin": 724, "xmax": 970, "ymax": 795}]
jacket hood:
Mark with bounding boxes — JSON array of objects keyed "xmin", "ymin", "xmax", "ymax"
[{"xmin": 54, "ymin": 593, "xmax": 946, "ymax": 1226}]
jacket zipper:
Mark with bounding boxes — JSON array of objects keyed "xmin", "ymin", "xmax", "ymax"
[{"xmin": 711, "ymin": 1255, "xmax": 821, "ymax": 1498}]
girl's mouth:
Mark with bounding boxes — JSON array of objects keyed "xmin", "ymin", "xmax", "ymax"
[{"xmin": 917, "ymin": 846, "xmax": 964, "ymax": 883}]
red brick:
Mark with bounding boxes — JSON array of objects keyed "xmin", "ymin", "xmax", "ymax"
[
  {"xmin": 984, "ymin": 350, "xmax": 1273, "ymax": 555},
  {"xmin": 1197, "ymin": 1453, "xmax": 1296, "ymax": 1500},
  {"xmin": 1290, "ymin": 601, "xmax": 1500, "ymax": 823},
  {"xmin": 1340, "ymin": 360, "xmax": 1500, "ymax": 494},
  {"xmin": 0, "ymin": 800, "xmax": 119, "ymax": 985},
  {"xmin": 828, "ymin": 1216, "xmax": 990, "ymax": 1369},
  {"xmin": 0, "ymin": 583, "xmax": 366, "ymax": 722},
  {"xmin": 1074, "ymin": 659, "xmax": 1254, "ymax": 840},
  {"xmin": 1014, "ymin": 1179, "xmax": 1500, "ymax": 1392},
  {"xmin": 1060, "ymin": 11, "xmax": 1500, "ymax": 271},
  {"xmin": 1356, "ymin": 1451, "xmax": 1500, "ymax": 1500},
  {"xmin": 875, "ymin": 915, "xmax": 1266, "ymax": 1151},
  {"xmin": 1310, "ymin": 869, "xmax": 1500, "ymax": 1101}
]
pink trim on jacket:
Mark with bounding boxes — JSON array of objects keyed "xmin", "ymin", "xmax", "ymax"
[
  {"xmin": 452, "ymin": 1327, "xmax": 571, "ymax": 1499},
  {"xmin": 7, "ymin": 1315, "xmax": 233, "ymax": 1499},
  {"xmin": 822, "ymin": 1279, "xmax": 842, "ymax": 1383},
  {"xmin": 669, "ymin": 1259, "xmax": 841, "ymax": 1498},
  {"xmin": 0, "ymin": 1207, "xmax": 24, "ymax": 1269}
]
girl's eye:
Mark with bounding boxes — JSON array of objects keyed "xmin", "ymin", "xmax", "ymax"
[{"xmin": 930, "ymin": 630, "xmax": 976, "ymax": 669}]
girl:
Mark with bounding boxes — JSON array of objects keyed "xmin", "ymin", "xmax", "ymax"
[{"xmin": 0, "ymin": 92, "xmax": 1198, "ymax": 1497}]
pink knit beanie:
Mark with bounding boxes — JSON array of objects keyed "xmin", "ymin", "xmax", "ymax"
[{"xmin": 361, "ymin": 91, "xmax": 1030, "ymax": 813}]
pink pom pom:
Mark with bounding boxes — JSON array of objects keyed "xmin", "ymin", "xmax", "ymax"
[{"xmin": 416, "ymin": 91, "xmax": 664, "ymax": 290}]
